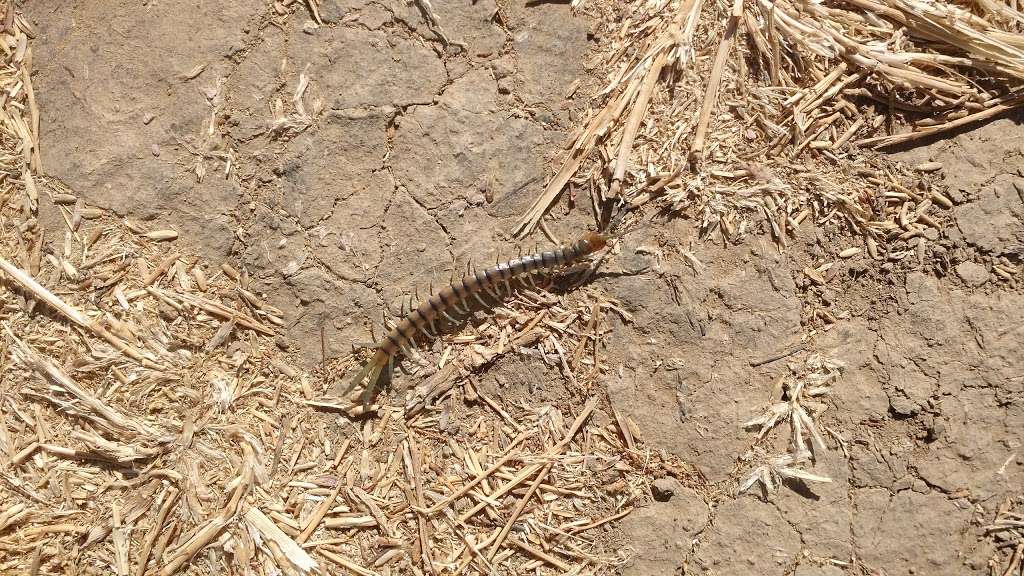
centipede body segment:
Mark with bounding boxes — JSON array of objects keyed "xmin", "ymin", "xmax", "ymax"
[{"xmin": 341, "ymin": 231, "xmax": 611, "ymax": 402}]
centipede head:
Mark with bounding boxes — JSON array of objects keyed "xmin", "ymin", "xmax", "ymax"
[{"xmin": 582, "ymin": 230, "xmax": 611, "ymax": 252}]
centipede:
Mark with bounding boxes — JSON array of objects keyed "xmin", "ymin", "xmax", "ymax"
[{"xmin": 340, "ymin": 229, "xmax": 616, "ymax": 403}]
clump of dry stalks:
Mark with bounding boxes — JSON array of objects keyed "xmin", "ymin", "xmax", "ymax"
[
  {"xmin": 738, "ymin": 354, "xmax": 842, "ymax": 498},
  {"xmin": 0, "ymin": 6, "xmax": 684, "ymax": 576},
  {"xmin": 518, "ymin": 0, "xmax": 1024, "ymax": 276},
  {"xmin": 984, "ymin": 496, "xmax": 1024, "ymax": 576}
]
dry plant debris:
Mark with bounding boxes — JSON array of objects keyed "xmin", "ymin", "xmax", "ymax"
[
  {"xmin": 738, "ymin": 354, "xmax": 842, "ymax": 498},
  {"xmin": 3, "ymin": 0, "xmax": 1017, "ymax": 573},
  {"xmin": 517, "ymin": 0, "xmax": 1024, "ymax": 284},
  {"xmin": 984, "ymin": 496, "xmax": 1024, "ymax": 576},
  {"xmin": 0, "ymin": 6, "xmax": 677, "ymax": 575}
]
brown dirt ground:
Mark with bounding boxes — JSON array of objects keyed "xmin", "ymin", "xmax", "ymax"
[{"xmin": 26, "ymin": 1, "xmax": 1024, "ymax": 575}]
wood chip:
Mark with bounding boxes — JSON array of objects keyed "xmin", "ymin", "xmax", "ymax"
[{"xmin": 144, "ymin": 229, "xmax": 178, "ymax": 241}]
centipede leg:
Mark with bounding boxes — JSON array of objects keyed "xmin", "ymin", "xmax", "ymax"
[
  {"xmin": 442, "ymin": 310, "xmax": 459, "ymax": 323},
  {"xmin": 400, "ymin": 339, "xmax": 418, "ymax": 356},
  {"xmin": 341, "ymin": 358, "xmax": 379, "ymax": 398},
  {"xmin": 484, "ymin": 284, "xmax": 501, "ymax": 299},
  {"xmin": 472, "ymin": 292, "xmax": 489, "ymax": 307},
  {"xmin": 360, "ymin": 368, "xmax": 378, "ymax": 406},
  {"xmin": 423, "ymin": 322, "xmax": 438, "ymax": 339},
  {"xmin": 409, "ymin": 345, "xmax": 430, "ymax": 368}
]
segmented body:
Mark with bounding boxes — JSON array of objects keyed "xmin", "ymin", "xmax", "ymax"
[{"xmin": 342, "ymin": 231, "xmax": 610, "ymax": 401}]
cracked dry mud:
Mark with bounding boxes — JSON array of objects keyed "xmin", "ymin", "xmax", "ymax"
[{"xmin": 30, "ymin": 1, "xmax": 1023, "ymax": 575}]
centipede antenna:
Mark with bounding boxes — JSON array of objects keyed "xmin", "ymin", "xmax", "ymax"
[
  {"xmin": 516, "ymin": 245, "xmax": 522, "ymax": 257},
  {"xmin": 407, "ymin": 294, "xmax": 415, "ymax": 314},
  {"xmin": 414, "ymin": 285, "xmax": 420, "ymax": 303},
  {"xmin": 429, "ymin": 279, "xmax": 434, "ymax": 295},
  {"xmin": 466, "ymin": 258, "xmax": 473, "ymax": 276}
]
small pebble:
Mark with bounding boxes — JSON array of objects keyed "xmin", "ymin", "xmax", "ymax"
[
  {"xmin": 820, "ymin": 289, "xmax": 835, "ymax": 306},
  {"xmin": 955, "ymin": 261, "xmax": 989, "ymax": 287},
  {"xmin": 491, "ymin": 58, "xmax": 516, "ymax": 80},
  {"xmin": 275, "ymin": 336, "xmax": 290, "ymax": 351},
  {"xmin": 151, "ymin": 144, "xmax": 160, "ymax": 157},
  {"xmin": 651, "ymin": 477, "xmax": 679, "ymax": 502},
  {"xmin": 143, "ymin": 113, "xmax": 155, "ymax": 125}
]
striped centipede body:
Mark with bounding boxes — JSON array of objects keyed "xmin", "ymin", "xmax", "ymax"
[{"xmin": 341, "ymin": 230, "xmax": 612, "ymax": 402}]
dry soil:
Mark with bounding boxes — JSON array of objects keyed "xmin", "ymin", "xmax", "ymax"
[{"xmin": 29, "ymin": 1, "xmax": 1024, "ymax": 575}]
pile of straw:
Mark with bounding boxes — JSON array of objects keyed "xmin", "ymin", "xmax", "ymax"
[{"xmin": 520, "ymin": 0, "xmax": 1024, "ymax": 271}]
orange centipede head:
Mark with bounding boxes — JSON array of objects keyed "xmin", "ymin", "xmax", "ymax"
[{"xmin": 583, "ymin": 231, "xmax": 610, "ymax": 252}]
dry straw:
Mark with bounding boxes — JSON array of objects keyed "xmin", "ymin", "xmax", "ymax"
[
  {"xmin": 4, "ymin": 0, "xmax": 1021, "ymax": 572},
  {"xmin": 0, "ymin": 5, "xmax": 688, "ymax": 574},
  {"xmin": 517, "ymin": 0, "xmax": 1024, "ymax": 278}
]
